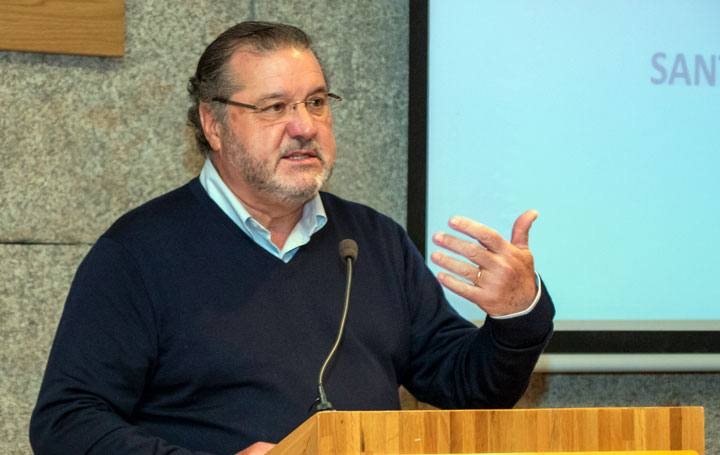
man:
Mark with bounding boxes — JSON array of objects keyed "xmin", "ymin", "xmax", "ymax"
[{"xmin": 30, "ymin": 22, "xmax": 554, "ymax": 455}]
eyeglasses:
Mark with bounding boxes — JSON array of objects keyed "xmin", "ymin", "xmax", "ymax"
[{"xmin": 212, "ymin": 92, "xmax": 342, "ymax": 122}]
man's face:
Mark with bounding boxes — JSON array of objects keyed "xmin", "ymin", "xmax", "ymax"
[{"xmin": 210, "ymin": 47, "xmax": 337, "ymax": 206}]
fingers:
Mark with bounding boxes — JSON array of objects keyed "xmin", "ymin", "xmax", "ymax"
[
  {"xmin": 431, "ymin": 232, "xmax": 490, "ymax": 266},
  {"xmin": 510, "ymin": 209, "xmax": 538, "ymax": 249},
  {"xmin": 431, "ymin": 250, "xmax": 485, "ymax": 287},
  {"xmin": 235, "ymin": 442, "xmax": 276, "ymax": 455},
  {"xmin": 447, "ymin": 217, "xmax": 505, "ymax": 252},
  {"xmin": 443, "ymin": 211, "xmax": 539, "ymax": 252},
  {"xmin": 435, "ymin": 270, "xmax": 484, "ymax": 305}
]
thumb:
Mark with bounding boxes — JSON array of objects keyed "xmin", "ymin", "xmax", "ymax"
[
  {"xmin": 235, "ymin": 442, "xmax": 276, "ymax": 455},
  {"xmin": 510, "ymin": 209, "xmax": 538, "ymax": 249}
]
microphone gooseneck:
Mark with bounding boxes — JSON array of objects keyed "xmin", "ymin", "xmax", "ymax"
[{"xmin": 311, "ymin": 239, "xmax": 358, "ymax": 414}]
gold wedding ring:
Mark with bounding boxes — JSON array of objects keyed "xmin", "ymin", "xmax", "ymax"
[{"xmin": 473, "ymin": 269, "xmax": 483, "ymax": 286}]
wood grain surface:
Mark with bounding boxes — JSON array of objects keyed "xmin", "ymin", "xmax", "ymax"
[
  {"xmin": 270, "ymin": 407, "xmax": 704, "ymax": 455},
  {"xmin": 0, "ymin": 0, "xmax": 124, "ymax": 57}
]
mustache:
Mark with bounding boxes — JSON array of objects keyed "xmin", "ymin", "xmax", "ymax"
[{"xmin": 277, "ymin": 139, "xmax": 324, "ymax": 163}]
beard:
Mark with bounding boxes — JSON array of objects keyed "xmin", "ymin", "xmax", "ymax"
[{"xmin": 221, "ymin": 129, "xmax": 335, "ymax": 205}]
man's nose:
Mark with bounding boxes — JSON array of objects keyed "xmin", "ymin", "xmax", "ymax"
[{"xmin": 285, "ymin": 103, "xmax": 318, "ymax": 139}]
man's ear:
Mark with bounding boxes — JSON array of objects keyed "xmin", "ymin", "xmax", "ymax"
[{"xmin": 198, "ymin": 102, "xmax": 223, "ymax": 152}]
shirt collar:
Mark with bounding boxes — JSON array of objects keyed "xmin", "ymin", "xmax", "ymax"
[{"xmin": 198, "ymin": 158, "xmax": 327, "ymax": 262}]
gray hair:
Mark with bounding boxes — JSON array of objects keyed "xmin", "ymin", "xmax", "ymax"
[{"xmin": 187, "ymin": 22, "xmax": 317, "ymax": 156}]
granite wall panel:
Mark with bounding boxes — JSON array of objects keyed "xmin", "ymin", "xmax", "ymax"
[
  {"xmin": 0, "ymin": 244, "xmax": 90, "ymax": 455},
  {"xmin": 1, "ymin": 1, "xmax": 717, "ymax": 454},
  {"xmin": 0, "ymin": 0, "xmax": 408, "ymax": 244},
  {"xmin": 252, "ymin": 0, "xmax": 409, "ymax": 218}
]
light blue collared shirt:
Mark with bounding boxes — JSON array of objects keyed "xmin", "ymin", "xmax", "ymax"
[{"xmin": 199, "ymin": 158, "xmax": 327, "ymax": 263}]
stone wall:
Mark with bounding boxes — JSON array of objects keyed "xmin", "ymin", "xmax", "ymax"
[{"xmin": 1, "ymin": 1, "xmax": 717, "ymax": 454}]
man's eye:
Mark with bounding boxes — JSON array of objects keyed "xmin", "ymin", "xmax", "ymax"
[
  {"xmin": 308, "ymin": 97, "xmax": 326, "ymax": 108},
  {"xmin": 261, "ymin": 102, "xmax": 286, "ymax": 113}
]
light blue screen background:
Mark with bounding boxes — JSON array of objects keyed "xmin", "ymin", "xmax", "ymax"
[{"xmin": 426, "ymin": 0, "xmax": 720, "ymax": 323}]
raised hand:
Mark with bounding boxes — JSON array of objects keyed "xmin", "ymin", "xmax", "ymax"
[{"xmin": 430, "ymin": 210, "xmax": 538, "ymax": 317}]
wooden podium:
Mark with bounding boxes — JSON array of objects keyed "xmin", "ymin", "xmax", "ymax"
[{"xmin": 268, "ymin": 407, "xmax": 704, "ymax": 455}]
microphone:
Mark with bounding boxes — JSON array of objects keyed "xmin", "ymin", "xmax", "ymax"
[
  {"xmin": 311, "ymin": 239, "xmax": 358, "ymax": 414},
  {"xmin": 338, "ymin": 238, "xmax": 358, "ymax": 262}
]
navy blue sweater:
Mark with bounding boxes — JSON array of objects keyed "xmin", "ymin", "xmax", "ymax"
[{"xmin": 30, "ymin": 179, "xmax": 554, "ymax": 455}]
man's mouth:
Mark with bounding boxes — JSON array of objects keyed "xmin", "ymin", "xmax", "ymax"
[{"xmin": 281, "ymin": 150, "xmax": 320, "ymax": 161}]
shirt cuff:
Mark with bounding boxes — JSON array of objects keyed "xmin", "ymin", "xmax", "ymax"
[{"xmin": 489, "ymin": 272, "xmax": 542, "ymax": 320}]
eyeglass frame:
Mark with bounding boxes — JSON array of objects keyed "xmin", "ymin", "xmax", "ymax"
[{"xmin": 211, "ymin": 92, "xmax": 342, "ymax": 117}]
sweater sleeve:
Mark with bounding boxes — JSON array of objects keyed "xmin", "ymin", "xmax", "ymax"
[
  {"xmin": 399, "ymin": 230, "xmax": 554, "ymax": 409},
  {"xmin": 29, "ymin": 237, "xmax": 217, "ymax": 455}
]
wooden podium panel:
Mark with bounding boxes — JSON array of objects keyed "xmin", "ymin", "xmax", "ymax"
[
  {"xmin": 270, "ymin": 407, "xmax": 704, "ymax": 455},
  {"xmin": 405, "ymin": 453, "xmax": 699, "ymax": 455},
  {"xmin": 411, "ymin": 453, "xmax": 699, "ymax": 455}
]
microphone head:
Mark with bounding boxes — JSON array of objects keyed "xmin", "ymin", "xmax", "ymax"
[{"xmin": 338, "ymin": 239, "xmax": 358, "ymax": 262}]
